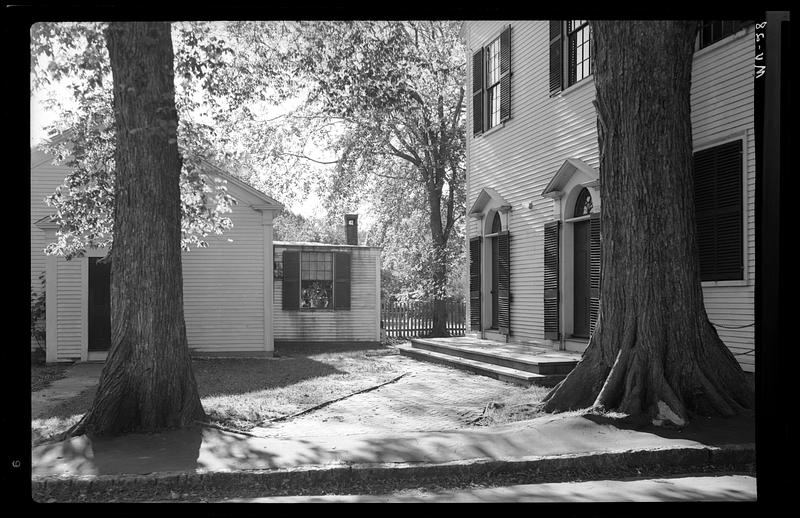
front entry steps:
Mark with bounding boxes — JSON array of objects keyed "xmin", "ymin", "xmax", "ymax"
[{"xmin": 397, "ymin": 337, "xmax": 581, "ymax": 387}]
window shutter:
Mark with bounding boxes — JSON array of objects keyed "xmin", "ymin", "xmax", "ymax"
[
  {"xmin": 497, "ymin": 230, "xmax": 511, "ymax": 335},
  {"xmin": 693, "ymin": 140, "xmax": 743, "ymax": 281},
  {"xmin": 499, "ymin": 25, "xmax": 511, "ymax": 122},
  {"xmin": 589, "ymin": 212, "xmax": 601, "ymax": 335},
  {"xmin": 333, "ymin": 251, "xmax": 351, "ymax": 309},
  {"xmin": 543, "ymin": 221, "xmax": 560, "ymax": 340},
  {"xmin": 549, "ymin": 21, "xmax": 563, "ymax": 95},
  {"xmin": 282, "ymin": 250, "xmax": 300, "ymax": 310},
  {"xmin": 472, "ymin": 48, "xmax": 484, "ymax": 136},
  {"xmin": 469, "ymin": 236, "xmax": 482, "ymax": 330}
]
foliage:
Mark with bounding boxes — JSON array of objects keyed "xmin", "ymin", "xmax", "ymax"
[
  {"xmin": 272, "ymin": 208, "xmax": 346, "ymax": 245},
  {"xmin": 221, "ymin": 21, "xmax": 468, "ymax": 303},
  {"xmin": 30, "ymin": 272, "xmax": 47, "ymax": 352},
  {"xmin": 31, "ymin": 21, "xmax": 468, "ymax": 309},
  {"xmin": 31, "ymin": 22, "xmax": 240, "ymax": 259}
]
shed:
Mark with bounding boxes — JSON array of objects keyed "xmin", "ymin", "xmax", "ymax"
[
  {"xmin": 31, "ymin": 145, "xmax": 283, "ymax": 362},
  {"xmin": 273, "ymin": 236, "xmax": 382, "ymax": 348}
]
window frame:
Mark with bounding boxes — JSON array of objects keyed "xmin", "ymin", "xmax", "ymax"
[
  {"xmin": 299, "ymin": 251, "xmax": 335, "ymax": 310},
  {"xmin": 278, "ymin": 248, "xmax": 352, "ymax": 311},
  {"xmin": 692, "ymin": 137, "xmax": 747, "ymax": 284},
  {"xmin": 550, "ymin": 20, "xmax": 594, "ymax": 96},
  {"xmin": 697, "ymin": 20, "xmax": 749, "ymax": 50},
  {"xmin": 566, "ymin": 20, "xmax": 592, "ymax": 87},
  {"xmin": 472, "ymin": 25, "xmax": 512, "ymax": 136}
]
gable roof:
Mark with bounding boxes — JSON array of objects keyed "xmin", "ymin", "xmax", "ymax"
[
  {"xmin": 468, "ymin": 186, "xmax": 511, "ymax": 217},
  {"xmin": 30, "ymin": 140, "xmax": 283, "ymax": 214},
  {"xmin": 199, "ymin": 160, "xmax": 283, "ymax": 212},
  {"xmin": 541, "ymin": 158, "xmax": 599, "ymax": 199}
]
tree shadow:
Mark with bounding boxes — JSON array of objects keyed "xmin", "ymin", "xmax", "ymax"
[
  {"xmin": 192, "ymin": 357, "xmax": 347, "ymax": 397},
  {"xmin": 275, "ymin": 342, "xmax": 391, "ymax": 357},
  {"xmin": 581, "ymin": 412, "xmax": 755, "ymax": 446}
]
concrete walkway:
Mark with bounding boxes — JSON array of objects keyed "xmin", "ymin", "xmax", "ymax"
[
  {"xmin": 30, "ymin": 354, "xmax": 756, "ymax": 502},
  {"xmin": 224, "ymin": 475, "xmax": 757, "ymax": 502},
  {"xmin": 31, "ymin": 362, "xmax": 103, "ymax": 419}
]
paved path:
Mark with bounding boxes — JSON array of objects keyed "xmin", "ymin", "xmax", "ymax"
[
  {"xmin": 223, "ymin": 475, "xmax": 757, "ymax": 502},
  {"xmin": 251, "ymin": 354, "xmax": 541, "ymax": 437},
  {"xmin": 30, "ymin": 350, "xmax": 756, "ymax": 503},
  {"xmin": 31, "ymin": 362, "xmax": 103, "ymax": 419}
]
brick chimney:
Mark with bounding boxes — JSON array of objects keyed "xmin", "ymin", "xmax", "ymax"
[{"xmin": 344, "ymin": 214, "xmax": 358, "ymax": 245}]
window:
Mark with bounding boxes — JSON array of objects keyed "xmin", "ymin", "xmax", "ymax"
[
  {"xmin": 486, "ymin": 37, "xmax": 502, "ymax": 129},
  {"xmin": 472, "ymin": 26, "xmax": 511, "ymax": 135},
  {"xmin": 301, "ymin": 252, "xmax": 333, "ymax": 309},
  {"xmin": 574, "ymin": 188, "xmax": 593, "ymax": 217},
  {"xmin": 549, "ymin": 20, "xmax": 594, "ymax": 95},
  {"xmin": 567, "ymin": 20, "xmax": 592, "ymax": 86},
  {"xmin": 698, "ymin": 21, "xmax": 749, "ymax": 50},
  {"xmin": 282, "ymin": 249, "xmax": 351, "ymax": 310},
  {"xmin": 693, "ymin": 140, "xmax": 743, "ymax": 281}
]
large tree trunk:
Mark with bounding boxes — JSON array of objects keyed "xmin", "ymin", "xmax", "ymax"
[
  {"xmin": 427, "ymin": 181, "xmax": 451, "ymax": 338},
  {"xmin": 70, "ymin": 22, "xmax": 206, "ymax": 436},
  {"xmin": 543, "ymin": 21, "xmax": 753, "ymax": 426}
]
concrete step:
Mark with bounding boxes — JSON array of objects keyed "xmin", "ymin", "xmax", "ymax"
[
  {"xmin": 397, "ymin": 344, "xmax": 567, "ymax": 387},
  {"xmin": 409, "ymin": 338, "xmax": 577, "ymax": 375}
]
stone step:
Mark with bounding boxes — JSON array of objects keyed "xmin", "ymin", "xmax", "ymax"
[
  {"xmin": 409, "ymin": 338, "xmax": 578, "ymax": 375},
  {"xmin": 397, "ymin": 344, "xmax": 567, "ymax": 387}
]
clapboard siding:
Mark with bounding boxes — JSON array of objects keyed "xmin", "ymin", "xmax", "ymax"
[
  {"xmin": 32, "ymin": 146, "xmax": 280, "ymax": 359},
  {"xmin": 30, "ymin": 154, "xmax": 73, "ymax": 351},
  {"xmin": 273, "ymin": 246, "xmax": 380, "ymax": 343},
  {"xmin": 464, "ymin": 21, "xmax": 755, "ymax": 371},
  {"xmin": 691, "ymin": 27, "xmax": 755, "ymax": 371},
  {"xmin": 466, "ymin": 21, "xmax": 599, "ymax": 341},
  {"xmin": 181, "ymin": 201, "xmax": 266, "ymax": 354},
  {"xmin": 55, "ymin": 258, "xmax": 82, "ymax": 361}
]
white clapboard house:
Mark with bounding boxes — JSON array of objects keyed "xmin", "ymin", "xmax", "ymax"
[
  {"xmin": 31, "ymin": 144, "xmax": 380, "ymax": 362},
  {"xmin": 460, "ymin": 20, "xmax": 755, "ymax": 372}
]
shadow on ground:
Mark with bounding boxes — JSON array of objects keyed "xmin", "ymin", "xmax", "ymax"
[
  {"xmin": 191, "ymin": 357, "xmax": 347, "ymax": 396},
  {"xmin": 582, "ymin": 413, "xmax": 756, "ymax": 446},
  {"xmin": 275, "ymin": 342, "xmax": 394, "ymax": 357}
]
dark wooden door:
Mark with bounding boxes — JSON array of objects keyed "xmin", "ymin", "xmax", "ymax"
[
  {"xmin": 88, "ymin": 257, "xmax": 111, "ymax": 352},
  {"xmin": 491, "ymin": 235, "xmax": 499, "ymax": 329},
  {"xmin": 573, "ymin": 221, "xmax": 591, "ymax": 338}
]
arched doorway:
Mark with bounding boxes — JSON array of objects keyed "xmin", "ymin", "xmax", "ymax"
[
  {"xmin": 572, "ymin": 188, "xmax": 593, "ymax": 338},
  {"xmin": 490, "ymin": 212, "xmax": 502, "ymax": 329}
]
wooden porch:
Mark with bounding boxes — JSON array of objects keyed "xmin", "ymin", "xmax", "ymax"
[{"xmin": 397, "ymin": 336, "xmax": 581, "ymax": 387}]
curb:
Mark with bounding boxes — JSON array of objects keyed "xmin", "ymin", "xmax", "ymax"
[{"xmin": 31, "ymin": 443, "xmax": 756, "ymax": 502}]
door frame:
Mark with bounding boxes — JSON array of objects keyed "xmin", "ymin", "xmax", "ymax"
[
  {"xmin": 81, "ymin": 248, "xmax": 110, "ymax": 362},
  {"xmin": 571, "ymin": 217, "xmax": 591, "ymax": 338}
]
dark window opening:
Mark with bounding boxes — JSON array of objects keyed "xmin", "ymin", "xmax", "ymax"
[
  {"xmin": 693, "ymin": 140, "xmax": 744, "ymax": 281},
  {"xmin": 574, "ymin": 188, "xmax": 593, "ymax": 217},
  {"xmin": 698, "ymin": 20, "xmax": 748, "ymax": 50}
]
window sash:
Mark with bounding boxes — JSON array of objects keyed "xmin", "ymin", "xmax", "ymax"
[
  {"xmin": 299, "ymin": 251, "xmax": 335, "ymax": 309},
  {"xmin": 485, "ymin": 37, "xmax": 502, "ymax": 129},
  {"xmin": 567, "ymin": 20, "xmax": 591, "ymax": 86}
]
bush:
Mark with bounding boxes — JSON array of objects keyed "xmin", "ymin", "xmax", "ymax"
[{"xmin": 31, "ymin": 272, "xmax": 46, "ymax": 355}]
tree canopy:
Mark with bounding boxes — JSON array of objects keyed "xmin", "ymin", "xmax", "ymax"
[{"xmin": 31, "ymin": 20, "xmax": 468, "ymax": 307}]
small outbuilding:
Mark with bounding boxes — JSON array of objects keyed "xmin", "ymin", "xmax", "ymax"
[
  {"xmin": 31, "ymin": 143, "xmax": 284, "ymax": 362},
  {"xmin": 272, "ymin": 215, "xmax": 382, "ymax": 348}
]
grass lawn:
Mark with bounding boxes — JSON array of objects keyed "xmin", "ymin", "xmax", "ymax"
[
  {"xmin": 30, "ymin": 354, "xmax": 70, "ymax": 392},
  {"xmin": 31, "ymin": 343, "xmax": 407, "ymax": 442}
]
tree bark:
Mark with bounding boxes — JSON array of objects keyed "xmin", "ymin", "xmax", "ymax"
[
  {"xmin": 70, "ymin": 22, "xmax": 206, "ymax": 436},
  {"xmin": 543, "ymin": 21, "xmax": 753, "ymax": 426},
  {"xmin": 426, "ymin": 165, "xmax": 451, "ymax": 337}
]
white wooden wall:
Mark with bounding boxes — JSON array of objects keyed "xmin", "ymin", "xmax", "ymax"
[
  {"xmin": 463, "ymin": 21, "xmax": 755, "ymax": 371},
  {"xmin": 273, "ymin": 245, "xmax": 381, "ymax": 344}
]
